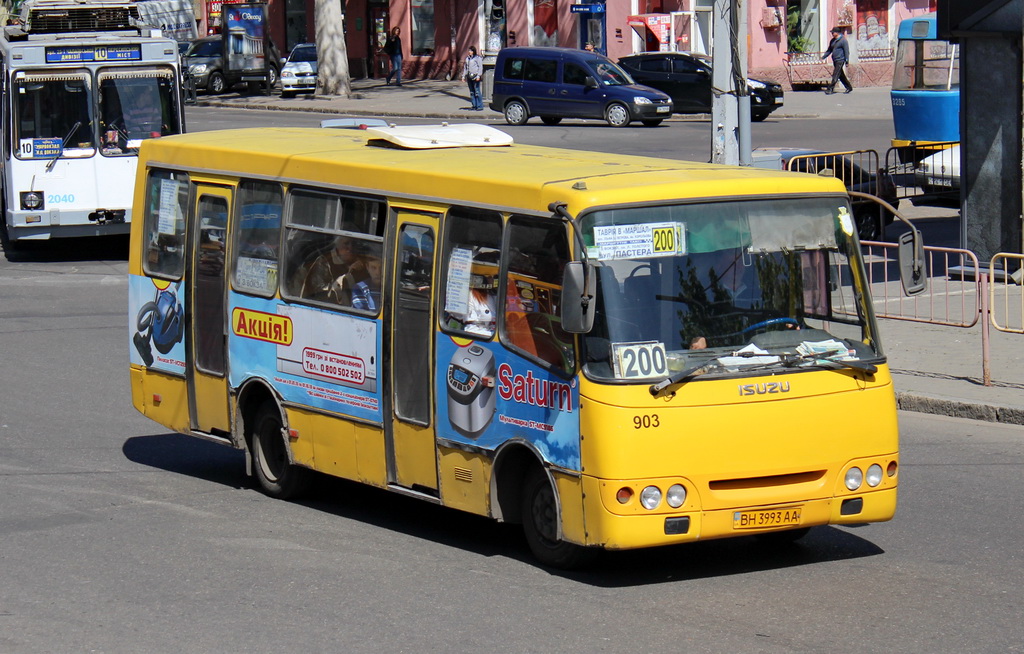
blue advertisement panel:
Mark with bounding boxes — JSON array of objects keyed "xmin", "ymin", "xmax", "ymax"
[
  {"xmin": 223, "ymin": 3, "xmax": 266, "ymax": 76},
  {"xmin": 129, "ymin": 275, "xmax": 186, "ymax": 375},
  {"xmin": 436, "ymin": 335, "xmax": 581, "ymax": 471},
  {"xmin": 228, "ymin": 296, "xmax": 383, "ymax": 423}
]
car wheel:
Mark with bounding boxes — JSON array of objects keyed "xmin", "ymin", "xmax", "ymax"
[
  {"xmin": 540, "ymin": 116, "xmax": 562, "ymax": 126},
  {"xmin": 641, "ymin": 119, "xmax": 663, "ymax": 127},
  {"xmin": 268, "ymin": 65, "xmax": 279, "ymax": 88},
  {"xmin": 605, "ymin": 102, "xmax": 631, "ymax": 127},
  {"xmin": 504, "ymin": 100, "xmax": 529, "ymax": 126},
  {"xmin": 207, "ymin": 71, "xmax": 226, "ymax": 95}
]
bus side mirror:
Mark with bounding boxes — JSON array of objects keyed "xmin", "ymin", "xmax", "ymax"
[
  {"xmin": 561, "ymin": 261, "xmax": 596, "ymax": 333},
  {"xmin": 898, "ymin": 228, "xmax": 927, "ymax": 296}
]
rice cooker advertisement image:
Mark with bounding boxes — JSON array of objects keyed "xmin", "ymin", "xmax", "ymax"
[{"xmin": 436, "ymin": 336, "xmax": 581, "ymax": 471}]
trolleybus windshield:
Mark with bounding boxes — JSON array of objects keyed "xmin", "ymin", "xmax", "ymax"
[
  {"xmin": 14, "ymin": 72, "xmax": 94, "ymax": 159},
  {"xmin": 99, "ymin": 68, "xmax": 181, "ymax": 155}
]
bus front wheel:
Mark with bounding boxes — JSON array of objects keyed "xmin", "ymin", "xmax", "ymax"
[
  {"xmin": 522, "ymin": 470, "xmax": 594, "ymax": 569},
  {"xmin": 251, "ymin": 401, "xmax": 312, "ymax": 500}
]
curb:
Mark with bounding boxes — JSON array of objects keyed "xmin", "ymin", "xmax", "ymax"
[{"xmin": 896, "ymin": 392, "xmax": 1024, "ymax": 425}]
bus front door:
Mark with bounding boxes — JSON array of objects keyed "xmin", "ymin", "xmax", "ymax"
[
  {"xmin": 386, "ymin": 216, "xmax": 439, "ymax": 492},
  {"xmin": 187, "ymin": 185, "xmax": 233, "ymax": 436}
]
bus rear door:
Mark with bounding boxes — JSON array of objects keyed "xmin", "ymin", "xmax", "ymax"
[
  {"xmin": 188, "ymin": 184, "xmax": 233, "ymax": 435},
  {"xmin": 386, "ymin": 214, "xmax": 439, "ymax": 492}
]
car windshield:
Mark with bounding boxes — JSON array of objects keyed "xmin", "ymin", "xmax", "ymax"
[
  {"xmin": 587, "ymin": 58, "xmax": 633, "ymax": 86},
  {"xmin": 579, "ymin": 197, "xmax": 882, "ymax": 383},
  {"xmin": 187, "ymin": 40, "xmax": 220, "ymax": 58},
  {"xmin": 289, "ymin": 46, "xmax": 316, "ymax": 63}
]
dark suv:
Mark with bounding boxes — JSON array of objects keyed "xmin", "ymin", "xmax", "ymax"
[
  {"xmin": 184, "ymin": 35, "xmax": 281, "ymax": 94},
  {"xmin": 618, "ymin": 52, "xmax": 783, "ymax": 121},
  {"xmin": 489, "ymin": 47, "xmax": 672, "ymax": 127}
]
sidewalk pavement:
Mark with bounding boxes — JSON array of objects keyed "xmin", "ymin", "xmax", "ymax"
[{"xmin": 195, "ymin": 81, "xmax": 1024, "ymax": 426}]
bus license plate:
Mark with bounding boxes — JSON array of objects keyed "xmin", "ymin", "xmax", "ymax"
[
  {"xmin": 733, "ymin": 506, "xmax": 802, "ymax": 529},
  {"xmin": 656, "ymin": 106, "xmax": 670, "ymax": 113}
]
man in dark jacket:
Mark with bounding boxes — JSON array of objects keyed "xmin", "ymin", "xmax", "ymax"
[{"xmin": 822, "ymin": 26, "xmax": 852, "ymax": 95}]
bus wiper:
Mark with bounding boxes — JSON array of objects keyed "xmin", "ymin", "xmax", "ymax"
[
  {"xmin": 649, "ymin": 359, "xmax": 722, "ymax": 396},
  {"xmin": 45, "ymin": 121, "xmax": 82, "ymax": 173},
  {"xmin": 780, "ymin": 349, "xmax": 878, "ymax": 374}
]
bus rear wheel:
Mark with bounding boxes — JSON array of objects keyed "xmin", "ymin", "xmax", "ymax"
[
  {"xmin": 522, "ymin": 470, "xmax": 594, "ymax": 569},
  {"xmin": 251, "ymin": 401, "xmax": 312, "ymax": 500}
]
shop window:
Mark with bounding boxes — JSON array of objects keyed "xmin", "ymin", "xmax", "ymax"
[{"xmin": 411, "ymin": 0, "xmax": 435, "ymax": 56}]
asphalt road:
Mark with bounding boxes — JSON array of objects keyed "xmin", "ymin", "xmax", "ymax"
[
  {"xmin": 185, "ymin": 105, "xmax": 899, "ymax": 165},
  {"xmin": 2, "ymin": 108, "xmax": 1020, "ymax": 652}
]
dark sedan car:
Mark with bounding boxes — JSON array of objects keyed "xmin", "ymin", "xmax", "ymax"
[
  {"xmin": 184, "ymin": 35, "xmax": 281, "ymax": 94},
  {"xmin": 618, "ymin": 51, "xmax": 784, "ymax": 121}
]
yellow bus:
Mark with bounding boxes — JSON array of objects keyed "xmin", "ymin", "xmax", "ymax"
[{"xmin": 128, "ymin": 123, "xmax": 912, "ymax": 568}]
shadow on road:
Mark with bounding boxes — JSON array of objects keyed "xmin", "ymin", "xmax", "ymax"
[
  {"xmin": 2, "ymin": 233, "xmax": 129, "ymax": 263},
  {"xmin": 123, "ymin": 432, "xmax": 888, "ymax": 584}
]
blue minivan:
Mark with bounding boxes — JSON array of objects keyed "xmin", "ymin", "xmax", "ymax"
[{"xmin": 489, "ymin": 47, "xmax": 673, "ymax": 127}]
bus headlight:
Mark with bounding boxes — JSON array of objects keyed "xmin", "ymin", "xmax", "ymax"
[
  {"xmin": 866, "ymin": 464, "xmax": 883, "ymax": 487},
  {"xmin": 666, "ymin": 484, "xmax": 686, "ymax": 508},
  {"xmin": 640, "ymin": 485, "xmax": 662, "ymax": 510},
  {"xmin": 845, "ymin": 467, "xmax": 863, "ymax": 491},
  {"xmin": 21, "ymin": 191, "xmax": 44, "ymax": 210}
]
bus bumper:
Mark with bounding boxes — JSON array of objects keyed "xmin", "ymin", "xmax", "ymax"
[
  {"xmin": 579, "ymin": 475, "xmax": 897, "ymax": 550},
  {"xmin": 7, "ymin": 208, "xmax": 130, "ymax": 240}
]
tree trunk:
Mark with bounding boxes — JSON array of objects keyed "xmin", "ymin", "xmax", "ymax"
[{"xmin": 314, "ymin": 0, "xmax": 351, "ymax": 97}]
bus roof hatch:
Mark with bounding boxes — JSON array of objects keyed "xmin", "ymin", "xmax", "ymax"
[{"xmin": 364, "ymin": 123, "xmax": 514, "ymax": 150}]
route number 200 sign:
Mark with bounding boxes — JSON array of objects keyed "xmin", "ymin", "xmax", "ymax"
[
  {"xmin": 611, "ymin": 341, "xmax": 669, "ymax": 380},
  {"xmin": 591, "ymin": 222, "xmax": 685, "ymax": 261}
]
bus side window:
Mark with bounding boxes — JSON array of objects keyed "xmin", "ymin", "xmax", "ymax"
[
  {"xmin": 440, "ymin": 208, "xmax": 502, "ymax": 339},
  {"xmin": 142, "ymin": 169, "xmax": 189, "ymax": 278},
  {"xmin": 502, "ymin": 216, "xmax": 575, "ymax": 374},
  {"xmin": 281, "ymin": 188, "xmax": 386, "ymax": 308},
  {"xmin": 232, "ymin": 180, "xmax": 283, "ymax": 296}
]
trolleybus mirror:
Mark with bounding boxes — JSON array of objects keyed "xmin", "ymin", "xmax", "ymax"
[
  {"xmin": 898, "ymin": 228, "xmax": 927, "ymax": 296},
  {"xmin": 561, "ymin": 260, "xmax": 595, "ymax": 333}
]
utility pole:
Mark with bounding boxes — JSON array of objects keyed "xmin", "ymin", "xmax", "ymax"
[{"xmin": 711, "ymin": 0, "xmax": 750, "ymax": 165}]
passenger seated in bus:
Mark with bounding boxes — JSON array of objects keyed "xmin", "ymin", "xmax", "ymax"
[
  {"xmin": 350, "ymin": 247, "xmax": 383, "ymax": 311},
  {"xmin": 298, "ymin": 232, "xmax": 367, "ymax": 304}
]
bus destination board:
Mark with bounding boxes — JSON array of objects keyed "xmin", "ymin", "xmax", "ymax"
[{"xmin": 45, "ymin": 45, "xmax": 142, "ymax": 63}]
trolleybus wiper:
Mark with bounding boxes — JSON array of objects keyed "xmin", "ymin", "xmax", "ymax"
[{"xmin": 45, "ymin": 121, "xmax": 82, "ymax": 173}]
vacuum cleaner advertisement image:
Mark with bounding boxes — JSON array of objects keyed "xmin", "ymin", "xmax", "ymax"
[{"xmin": 129, "ymin": 276, "xmax": 185, "ymax": 374}]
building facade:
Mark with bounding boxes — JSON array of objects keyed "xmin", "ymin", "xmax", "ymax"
[{"xmin": 192, "ymin": 0, "xmax": 939, "ymax": 87}]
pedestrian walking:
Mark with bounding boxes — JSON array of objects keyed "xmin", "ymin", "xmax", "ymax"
[
  {"xmin": 462, "ymin": 46, "xmax": 484, "ymax": 111},
  {"xmin": 383, "ymin": 27, "xmax": 403, "ymax": 87},
  {"xmin": 821, "ymin": 26, "xmax": 853, "ymax": 94}
]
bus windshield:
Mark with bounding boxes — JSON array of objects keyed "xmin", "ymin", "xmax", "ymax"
[
  {"xmin": 99, "ymin": 68, "xmax": 181, "ymax": 156},
  {"xmin": 14, "ymin": 72, "xmax": 94, "ymax": 158},
  {"xmin": 580, "ymin": 197, "xmax": 880, "ymax": 382},
  {"xmin": 892, "ymin": 39, "xmax": 959, "ymax": 91}
]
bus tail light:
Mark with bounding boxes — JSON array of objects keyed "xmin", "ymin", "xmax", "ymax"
[
  {"xmin": 887, "ymin": 460, "xmax": 898, "ymax": 477},
  {"xmin": 616, "ymin": 487, "xmax": 633, "ymax": 504}
]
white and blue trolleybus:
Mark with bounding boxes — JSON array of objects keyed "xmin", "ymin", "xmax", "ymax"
[{"xmin": 1, "ymin": 0, "xmax": 184, "ymax": 242}]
